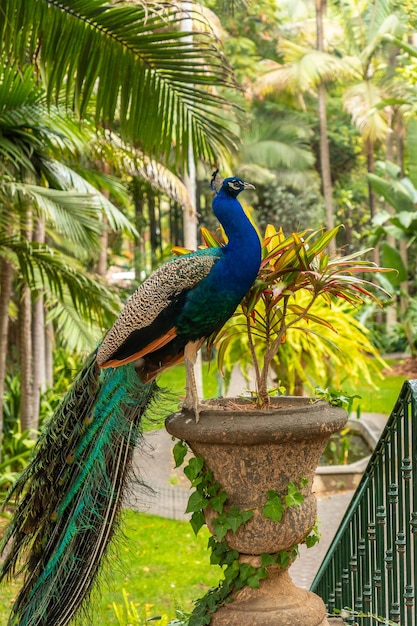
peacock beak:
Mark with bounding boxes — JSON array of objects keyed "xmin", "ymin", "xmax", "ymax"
[{"xmin": 243, "ymin": 181, "xmax": 255, "ymax": 190}]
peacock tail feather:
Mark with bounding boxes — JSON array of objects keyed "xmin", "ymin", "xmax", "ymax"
[{"xmin": 0, "ymin": 354, "xmax": 158, "ymax": 626}]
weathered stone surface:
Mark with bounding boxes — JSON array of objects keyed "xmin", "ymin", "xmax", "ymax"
[
  {"xmin": 166, "ymin": 398, "xmax": 347, "ymax": 554},
  {"xmin": 165, "ymin": 398, "xmax": 347, "ymax": 626},
  {"xmin": 210, "ymin": 566, "xmax": 329, "ymax": 626}
]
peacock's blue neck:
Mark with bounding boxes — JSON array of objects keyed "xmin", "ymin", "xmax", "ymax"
[{"xmin": 212, "ymin": 190, "xmax": 261, "ymax": 296}]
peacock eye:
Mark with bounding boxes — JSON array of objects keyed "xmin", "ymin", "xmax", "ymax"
[{"xmin": 228, "ymin": 180, "xmax": 241, "ymax": 190}]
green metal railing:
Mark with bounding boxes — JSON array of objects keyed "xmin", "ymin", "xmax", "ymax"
[{"xmin": 311, "ymin": 380, "xmax": 417, "ymax": 625}]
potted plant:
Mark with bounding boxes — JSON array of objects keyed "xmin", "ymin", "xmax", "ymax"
[{"xmin": 165, "ymin": 222, "xmax": 388, "ymax": 626}]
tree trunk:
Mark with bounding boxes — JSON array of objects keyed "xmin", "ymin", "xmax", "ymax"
[
  {"xmin": 148, "ymin": 189, "xmax": 159, "ymax": 269},
  {"xmin": 32, "ymin": 218, "xmax": 46, "ymax": 429},
  {"xmin": 45, "ymin": 321, "xmax": 54, "ymax": 388},
  {"xmin": 20, "ymin": 283, "xmax": 34, "ymax": 432},
  {"xmin": 393, "ymin": 116, "xmax": 413, "ymax": 353},
  {"xmin": 97, "ymin": 163, "xmax": 110, "ymax": 277},
  {"xmin": 0, "ymin": 257, "xmax": 14, "ymax": 454},
  {"xmin": 20, "ymin": 205, "xmax": 35, "ymax": 432},
  {"xmin": 365, "ymin": 135, "xmax": 382, "ymax": 332},
  {"xmin": 316, "ymin": 0, "xmax": 335, "ymax": 253},
  {"xmin": 131, "ymin": 177, "xmax": 147, "ymax": 280},
  {"xmin": 366, "ymin": 138, "xmax": 377, "ymax": 222},
  {"xmin": 383, "ymin": 116, "xmax": 398, "ymax": 332},
  {"xmin": 97, "ymin": 215, "xmax": 109, "ymax": 277},
  {"xmin": 183, "ymin": 172, "xmax": 198, "ymax": 250}
]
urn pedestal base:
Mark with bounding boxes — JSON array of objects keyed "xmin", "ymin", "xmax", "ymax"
[{"xmin": 211, "ymin": 561, "xmax": 329, "ymax": 626}]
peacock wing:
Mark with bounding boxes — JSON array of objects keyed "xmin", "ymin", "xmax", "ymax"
[{"xmin": 96, "ymin": 250, "xmax": 221, "ymax": 368}]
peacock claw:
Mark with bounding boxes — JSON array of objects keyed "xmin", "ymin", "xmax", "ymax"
[{"xmin": 181, "ymin": 397, "xmax": 201, "ymax": 422}]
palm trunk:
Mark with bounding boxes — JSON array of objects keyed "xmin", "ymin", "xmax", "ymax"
[
  {"xmin": 183, "ymin": 150, "xmax": 203, "ymax": 399},
  {"xmin": 364, "ymin": 136, "xmax": 384, "ymax": 325},
  {"xmin": 0, "ymin": 257, "xmax": 14, "ymax": 454},
  {"xmin": 394, "ymin": 116, "xmax": 413, "ymax": 353},
  {"xmin": 20, "ymin": 283, "xmax": 34, "ymax": 432},
  {"xmin": 316, "ymin": 0, "xmax": 335, "ymax": 254},
  {"xmin": 132, "ymin": 178, "xmax": 147, "ymax": 279},
  {"xmin": 32, "ymin": 218, "xmax": 46, "ymax": 429},
  {"xmin": 97, "ymin": 215, "xmax": 109, "ymax": 277},
  {"xmin": 366, "ymin": 138, "xmax": 377, "ymax": 222},
  {"xmin": 148, "ymin": 188, "xmax": 160, "ymax": 269},
  {"xmin": 45, "ymin": 321, "xmax": 54, "ymax": 387},
  {"xmin": 384, "ymin": 116, "xmax": 398, "ymax": 332},
  {"xmin": 97, "ymin": 164, "xmax": 110, "ymax": 277},
  {"xmin": 20, "ymin": 205, "xmax": 35, "ymax": 432}
]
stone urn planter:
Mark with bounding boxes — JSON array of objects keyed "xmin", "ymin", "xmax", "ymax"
[{"xmin": 165, "ymin": 397, "xmax": 347, "ymax": 626}]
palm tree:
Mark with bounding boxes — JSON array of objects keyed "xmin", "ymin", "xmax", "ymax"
[
  {"xmin": 338, "ymin": 0, "xmax": 405, "ymax": 222},
  {"xmin": 0, "ymin": 63, "xmax": 135, "ymax": 435},
  {"xmin": 0, "ymin": 0, "xmax": 243, "ymax": 437},
  {"xmin": 255, "ymin": 33, "xmax": 355, "ymax": 253},
  {"xmin": 0, "ymin": 0, "xmax": 240, "ymax": 165}
]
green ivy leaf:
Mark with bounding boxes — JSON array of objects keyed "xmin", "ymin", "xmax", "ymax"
[
  {"xmin": 246, "ymin": 568, "xmax": 268, "ymax": 589},
  {"xmin": 285, "ymin": 482, "xmax": 304, "ymax": 508},
  {"xmin": 246, "ymin": 575, "xmax": 260, "ymax": 589},
  {"xmin": 238, "ymin": 562, "xmax": 256, "ymax": 582},
  {"xmin": 186, "ymin": 490, "xmax": 207, "ymax": 514},
  {"xmin": 224, "ymin": 560, "xmax": 240, "ymax": 583},
  {"xmin": 189, "ymin": 510, "xmax": 206, "ymax": 535},
  {"xmin": 263, "ymin": 490, "xmax": 284, "ymax": 522},
  {"xmin": 240, "ymin": 509, "xmax": 254, "ymax": 524},
  {"xmin": 189, "ymin": 612, "xmax": 211, "ymax": 626},
  {"xmin": 239, "ymin": 562, "xmax": 254, "ymax": 577},
  {"xmin": 184, "ymin": 457, "xmax": 205, "ymax": 482},
  {"xmin": 206, "ymin": 480, "xmax": 222, "ymax": 497},
  {"xmin": 172, "ymin": 440, "xmax": 188, "ymax": 468},
  {"xmin": 213, "ymin": 521, "xmax": 228, "ymax": 541},
  {"xmin": 305, "ymin": 533, "xmax": 320, "ymax": 548},
  {"xmin": 227, "ymin": 509, "xmax": 242, "ymax": 533},
  {"xmin": 276, "ymin": 550, "xmax": 292, "ymax": 570},
  {"xmin": 305, "ymin": 523, "xmax": 321, "ymax": 548},
  {"xmin": 261, "ymin": 553, "xmax": 276, "ymax": 567},
  {"xmin": 210, "ymin": 491, "xmax": 227, "ymax": 513}
]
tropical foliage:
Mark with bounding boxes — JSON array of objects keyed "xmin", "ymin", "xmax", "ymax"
[
  {"xmin": 212, "ymin": 0, "xmax": 417, "ymax": 358},
  {"xmin": 198, "ymin": 224, "xmax": 390, "ymax": 407},
  {"xmin": 0, "ymin": 0, "xmax": 239, "ymax": 164}
]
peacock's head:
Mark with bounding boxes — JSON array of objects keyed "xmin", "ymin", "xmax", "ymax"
[{"xmin": 211, "ymin": 170, "xmax": 255, "ymax": 198}]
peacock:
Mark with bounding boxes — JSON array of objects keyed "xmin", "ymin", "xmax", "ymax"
[{"xmin": 0, "ymin": 172, "xmax": 262, "ymax": 626}]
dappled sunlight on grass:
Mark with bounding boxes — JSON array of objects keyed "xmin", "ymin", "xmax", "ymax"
[{"xmin": 0, "ymin": 511, "xmax": 221, "ymax": 625}]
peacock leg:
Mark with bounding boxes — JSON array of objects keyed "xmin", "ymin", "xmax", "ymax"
[{"xmin": 183, "ymin": 340, "xmax": 202, "ymax": 422}]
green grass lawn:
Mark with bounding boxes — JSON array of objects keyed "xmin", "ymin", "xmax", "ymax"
[
  {"xmin": 337, "ymin": 357, "xmax": 411, "ymax": 417},
  {"xmin": 0, "ymin": 511, "xmax": 221, "ymax": 626},
  {"xmin": 342, "ymin": 371, "xmax": 405, "ymax": 416}
]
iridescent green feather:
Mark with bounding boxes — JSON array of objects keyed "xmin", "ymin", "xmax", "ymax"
[{"xmin": 0, "ymin": 356, "xmax": 158, "ymax": 626}]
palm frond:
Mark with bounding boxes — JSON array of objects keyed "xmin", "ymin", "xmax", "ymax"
[
  {"xmin": 0, "ymin": 61, "xmax": 95, "ymax": 175},
  {"xmin": 257, "ymin": 41, "xmax": 358, "ymax": 95},
  {"xmin": 1, "ymin": 0, "xmax": 240, "ymax": 164},
  {"xmin": 96, "ymin": 134, "xmax": 194, "ymax": 213},
  {"xmin": 241, "ymin": 140, "xmax": 314, "ymax": 172},
  {"xmin": 343, "ymin": 81, "xmax": 390, "ymax": 142},
  {"xmin": 0, "ymin": 237, "xmax": 120, "ymax": 327},
  {"xmin": 4, "ymin": 182, "xmax": 104, "ymax": 249},
  {"xmin": 40, "ymin": 159, "xmax": 137, "ymax": 237},
  {"xmin": 45, "ymin": 294, "xmax": 107, "ymax": 353}
]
